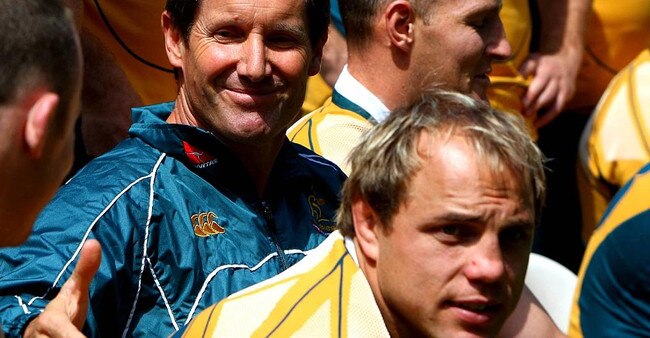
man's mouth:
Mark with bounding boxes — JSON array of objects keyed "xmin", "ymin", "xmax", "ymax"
[
  {"xmin": 224, "ymin": 85, "xmax": 285, "ymax": 107},
  {"xmin": 228, "ymin": 86, "xmax": 280, "ymax": 96},
  {"xmin": 445, "ymin": 298, "xmax": 506, "ymax": 326},
  {"xmin": 453, "ymin": 301, "xmax": 501, "ymax": 313}
]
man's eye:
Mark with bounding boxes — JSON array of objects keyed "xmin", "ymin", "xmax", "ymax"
[
  {"xmin": 214, "ymin": 30, "xmax": 241, "ymax": 41},
  {"xmin": 500, "ymin": 227, "xmax": 532, "ymax": 247},
  {"xmin": 441, "ymin": 225, "xmax": 461, "ymax": 236},
  {"xmin": 470, "ymin": 20, "xmax": 485, "ymax": 29},
  {"xmin": 267, "ymin": 35, "xmax": 299, "ymax": 48},
  {"xmin": 435, "ymin": 224, "xmax": 476, "ymax": 244}
]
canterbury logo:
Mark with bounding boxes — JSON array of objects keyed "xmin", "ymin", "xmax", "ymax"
[{"xmin": 191, "ymin": 212, "xmax": 225, "ymax": 237}]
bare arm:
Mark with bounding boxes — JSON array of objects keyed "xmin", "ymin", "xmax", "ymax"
[{"xmin": 521, "ymin": 0, "xmax": 591, "ymax": 128}]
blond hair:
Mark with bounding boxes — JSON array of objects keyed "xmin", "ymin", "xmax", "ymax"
[{"xmin": 337, "ymin": 90, "xmax": 546, "ymax": 236}]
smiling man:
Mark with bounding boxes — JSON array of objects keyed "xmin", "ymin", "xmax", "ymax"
[
  {"xmin": 175, "ymin": 91, "xmax": 545, "ymax": 337},
  {"xmin": 0, "ymin": 0, "xmax": 347, "ymax": 336}
]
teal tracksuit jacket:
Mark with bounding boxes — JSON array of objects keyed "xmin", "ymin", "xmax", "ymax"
[{"xmin": 0, "ymin": 102, "xmax": 346, "ymax": 337}]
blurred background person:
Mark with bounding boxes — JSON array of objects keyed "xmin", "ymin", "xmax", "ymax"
[
  {"xmin": 0, "ymin": 1, "xmax": 101, "ymax": 337},
  {"xmin": 535, "ymin": 0, "xmax": 650, "ymax": 271},
  {"xmin": 0, "ymin": 0, "xmax": 83, "ymax": 246},
  {"xmin": 577, "ymin": 48, "xmax": 650, "ymax": 241}
]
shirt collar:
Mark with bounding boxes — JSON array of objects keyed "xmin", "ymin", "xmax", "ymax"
[
  {"xmin": 334, "ymin": 65, "xmax": 390, "ymax": 123},
  {"xmin": 343, "ymin": 234, "xmax": 359, "ymax": 265}
]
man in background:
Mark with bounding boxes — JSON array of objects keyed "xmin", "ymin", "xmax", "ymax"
[{"xmin": 288, "ymin": 0, "xmax": 511, "ymax": 173}]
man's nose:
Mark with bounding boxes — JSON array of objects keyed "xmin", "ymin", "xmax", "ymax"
[
  {"xmin": 487, "ymin": 19, "xmax": 512, "ymax": 62},
  {"xmin": 238, "ymin": 35, "xmax": 271, "ymax": 82},
  {"xmin": 463, "ymin": 238, "xmax": 506, "ymax": 283}
]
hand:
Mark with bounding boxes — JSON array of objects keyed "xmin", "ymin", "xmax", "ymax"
[
  {"xmin": 23, "ymin": 240, "xmax": 102, "ymax": 338},
  {"xmin": 520, "ymin": 50, "xmax": 581, "ymax": 128}
]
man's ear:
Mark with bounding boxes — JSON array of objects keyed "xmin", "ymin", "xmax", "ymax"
[
  {"xmin": 351, "ymin": 197, "xmax": 382, "ymax": 262},
  {"xmin": 384, "ymin": 0, "xmax": 416, "ymax": 53},
  {"xmin": 24, "ymin": 92, "xmax": 59, "ymax": 159},
  {"xmin": 162, "ymin": 10, "xmax": 185, "ymax": 69},
  {"xmin": 308, "ymin": 31, "xmax": 328, "ymax": 76}
]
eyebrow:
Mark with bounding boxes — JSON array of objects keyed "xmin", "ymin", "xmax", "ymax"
[
  {"xmin": 434, "ymin": 212, "xmax": 484, "ymax": 224},
  {"xmin": 433, "ymin": 212, "xmax": 534, "ymax": 228},
  {"xmin": 270, "ymin": 22, "xmax": 309, "ymax": 39}
]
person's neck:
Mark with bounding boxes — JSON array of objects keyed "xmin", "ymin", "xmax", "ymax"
[
  {"xmin": 0, "ymin": 170, "xmax": 47, "ymax": 246},
  {"xmin": 226, "ymin": 138, "xmax": 283, "ymax": 197},
  {"xmin": 347, "ymin": 48, "xmax": 414, "ymax": 112}
]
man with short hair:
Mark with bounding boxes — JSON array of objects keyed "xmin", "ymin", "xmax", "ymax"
[
  {"xmin": 288, "ymin": 0, "xmax": 511, "ymax": 173},
  {"xmin": 175, "ymin": 91, "xmax": 546, "ymax": 337},
  {"xmin": 0, "ymin": 0, "xmax": 82, "ymax": 246},
  {"xmin": 0, "ymin": 1, "xmax": 103, "ymax": 337},
  {"xmin": 0, "ymin": 0, "xmax": 346, "ymax": 336}
]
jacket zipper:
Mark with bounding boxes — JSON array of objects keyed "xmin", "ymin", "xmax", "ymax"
[{"xmin": 260, "ymin": 201, "xmax": 288, "ymax": 270}]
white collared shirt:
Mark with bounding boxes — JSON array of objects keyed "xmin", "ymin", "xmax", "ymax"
[{"xmin": 334, "ymin": 65, "xmax": 391, "ymax": 123}]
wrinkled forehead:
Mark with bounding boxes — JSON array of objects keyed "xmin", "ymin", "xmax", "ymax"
[{"xmin": 199, "ymin": 0, "xmax": 307, "ymax": 20}]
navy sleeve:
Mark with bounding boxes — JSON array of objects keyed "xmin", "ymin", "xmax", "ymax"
[{"xmin": 578, "ymin": 210, "xmax": 650, "ymax": 337}]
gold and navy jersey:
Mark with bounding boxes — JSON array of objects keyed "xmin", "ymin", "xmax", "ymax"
[
  {"xmin": 577, "ymin": 49, "xmax": 650, "ymax": 240},
  {"xmin": 568, "ymin": 0, "xmax": 650, "ymax": 110},
  {"xmin": 570, "ymin": 163, "xmax": 650, "ymax": 337},
  {"xmin": 82, "ymin": 0, "xmax": 177, "ymax": 104},
  {"xmin": 172, "ymin": 231, "xmax": 389, "ymax": 337},
  {"xmin": 288, "ymin": 91, "xmax": 375, "ymax": 175}
]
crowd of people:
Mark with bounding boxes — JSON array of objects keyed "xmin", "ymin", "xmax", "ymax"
[{"xmin": 0, "ymin": 0, "xmax": 648, "ymax": 337}]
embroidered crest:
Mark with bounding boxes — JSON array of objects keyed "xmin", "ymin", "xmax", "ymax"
[
  {"xmin": 191, "ymin": 211, "xmax": 225, "ymax": 237},
  {"xmin": 308, "ymin": 189, "xmax": 337, "ymax": 234}
]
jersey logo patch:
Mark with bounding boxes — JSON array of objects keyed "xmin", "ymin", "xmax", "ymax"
[
  {"xmin": 308, "ymin": 191, "xmax": 337, "ymax": 234},
  {"xmin": 191, "ymin": 211, "xmax": 225, "ymax": 237},
  {"xmin": 183, "ymin": 141, "xmax": 219, "ymax": 168}
]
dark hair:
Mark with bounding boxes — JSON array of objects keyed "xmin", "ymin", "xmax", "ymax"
[
  {"xmin": 339, "ymin": 0, "xmax": 432, "ymax": 47},
  {"xmin": 165, "ymin": 0, "xmax": 330, "ymax": 48},
  {"xmin": 338, "ymin": 0, "xmax": 383, "ymax": 46},
  {"xmin": 0, "ymin": 0, "xmax": 80, "ymax": 106}
]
